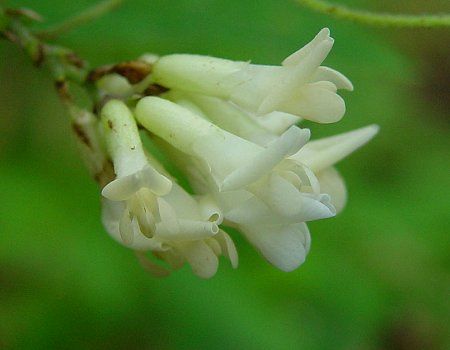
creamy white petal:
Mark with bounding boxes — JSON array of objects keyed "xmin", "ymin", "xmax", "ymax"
[
  {"xmin": 311, "ymin": 66, "xmax": 353, "ymax": 91},
  {"xmin": 157, "ymin": 197, "xmax": 180, "ymax": 235},
  {"xmin": 293, "ymin": 124, "xmax": 379, "ymax": 172},
  {"xmin": 177, "ymin": 241, "xmax": 219, "ymax": 278},
  {"xmin": 253, "ymin": 111, "xmax": 300, "ymax": 135},
  {"xmin": 248, "ymin": 173, "xmax": 335, "ymax": 220},
  {"xmin": 101, "ymin": 100, "xmax": 148, "ymax": 177},
  {"xmin": 153, "ymin": 54, "xmax": 247, "ymax": 97},
  {"xmin": 282, "ymin": 28, "xmax": 331, "ymax": 66},
  {"xmin": 206, "ymin": 238, "xmax": 222, "ymax": 256},
  {"xmin": 136, "ymin": 96, "xmax": 261, "ymax": 170},
  {"xmin": 277, "ymin": 159, "xmax": 321, "ymax": 194},
  {"xmin": 215, "ymin": 230, "xmax": 239, "ymax": 268},
  {"xmin": 316, "ymin": 167, "xmax": 347, "ymax": 214},
  {"xmin": 221, "ymin": 126, "xmax": 310, "ymax": 191},
  {"xmin": 280, "ymin": 81, "xmax": 346, "ymax": 123},
  {"xmin": 119, "ymin": 210, "xmax": 134, "ymax": 245},
  {"xmin": 157, "ymin": 219, "xmax": 219, "ymax": 241},
  {"xmin": 101, "ymin": 199, "xmax": 166, "ymax": 251},
  {"xmin": 225, "ymin": 191, "xmax": 335, "ymax": 225},
  {"xmin": 102, "ymin": 165, "xmax": 172, "ymax": 200},
  {"xmin": 256, "ymin": 40, "xmax": 334, "ymax": 115},
  {"xmin": 166, "ymin": 91, "xmax": 270, "ymax": 142},
  {"xmin": 241, "ymin": 223, "xmax": 310, "ymax": 272}
]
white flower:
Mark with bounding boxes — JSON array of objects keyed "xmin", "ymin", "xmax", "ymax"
[
  {"xmin": 100, "ymin": 100, "xmax": 237, "ymax": 278},
  {"xmin": 163, "ymin": 91, "xmax": 378, "ymax": 214},
  {"xmin": 152, "ymin": 28, "xmax": 352, "ymax": 123},
  {"xmin": 135, "ymin": 96, "xmax": 336, "ymax": 271}
]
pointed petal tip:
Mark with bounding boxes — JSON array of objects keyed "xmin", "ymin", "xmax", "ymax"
[
  {"xmin": 295, "ymin": 123, "xmax": 380, "ymax": 172},
  {"xmin": 368, "ymin": 123, "xmax": 380, "ymax": 134},
  {"xmin": 317, "ymin": 27, "xmax": 331, "ymax": 40},
  {"xmin": 347, "ymin": 80, "xmax": 354, "ymax": 91},
  {"xmin": 356, "ymin": 124, "xmax": 380, "ymax": 143},
  {"xmin": 341, "ymin": 77, "xmax": 353, "ymax": 91}
]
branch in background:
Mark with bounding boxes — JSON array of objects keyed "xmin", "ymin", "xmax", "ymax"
[
  {"xmin": 295, "ymin": 0, "xmax": 450, "ymax": 28},
  {"xmin": 37, "ymin": 0, "xmax": 125, "ymax": 40},
  {"xmin": 0, "ymin": 2, "xmax": 120, "ymax": 187},
  {"xmin": 1, "ymin": 5, "xmax": 89, "ymax": 91}
]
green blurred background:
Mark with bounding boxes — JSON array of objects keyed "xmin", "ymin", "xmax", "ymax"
[{"xmin": 1, "ymin": 0, "xmax": 449, "ymax": 349}]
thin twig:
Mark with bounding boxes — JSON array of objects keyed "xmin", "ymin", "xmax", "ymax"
[
  {"xmin": 37, "ymin": 0, "xmax": 125, "ymax": 40},
  {"xmin": 295, "ymin": 0, "xmax": 450, "ymax": 28}
]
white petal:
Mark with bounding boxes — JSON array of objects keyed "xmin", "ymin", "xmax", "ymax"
[
  {"xmin": 161, "ymin": 183, "xmax": 202, "ymax": 220},
  {"xmin": 215, "ymin": 230, "xmax": 239, "ymax": 268},
  {"xmin": 128, "ymin": 190, "xmax": 157, "ymax": 237},
  {"xmin": 102, "ymin": 165, "xmax": 172, "ymax": 201},
  {"xmin": 316, "ymin": 167, "xmax": 347, "ymax": 214},
  {"xmin": 101, "ymin": 199, "xmax": 166, "ymax": 251},
  {"xmin": 281, "ymin": 81, "xmax": 346, "ymax": 123},
  {"xmin": 311, "ymin": 66, "xmax": 353, "ymax": 91},
  {"xmin": 224, "ymin": 196, "xmax": 271, "ymax": 224},
  {"xmin": 253, "ymin": 111, "xmax": 300, "ymax": 135},
  {"xmin": 221, "ymin": 126, "xmax": 310, "ymax": 191},
  {"xmin": 241, "ymin": 168, "xmax": 335, "ymax": 221},
  {"xmin": 240, "ymin": 223, "xmax": 309, "ymax": 272},
  {"xmin": 192, "ymin": 130, "xmax": 261, "ymax": 181},
  {"xmin": 282, "ymin": 28, "xmax": 331, "ymax": 66},
  {"xmin": 206, "ymin": 238, "xmax": 222, "ymax": 255},
  {"xmin": 157, "ymin": 197, "xmax": 180, "ymax": 235},
  {"xmin": 101, "ymin": 100, "xmax": 149, "ymax": 177},
  {"xmin": 177, "ymin": 241, "xmax": 219, "ymax": 278},
  {"xmin": 258, "ymin": 40, "xmax": 334, "ymax": 115},
  {"xmin": 172, "ymin": 92, "xmax": 270, "ymax": 142},
  {"xmin": 278, "ymin": 159, "xmax": 321, "ymax": 195},
  {"xmin": 294, "ymin": 124, "xmax": 379, "ymax": 172},
  {"xmin": 119, "ymin": 210, "xmax": 134, "ymax": 245},
  {"xmin": 229, "ymin": 65, "xmax": 281, "ymax": 112},
  {"xmin": 156, "ymin": 219, "xmax": 218, "ymax": 241},
  {"xmin": 153, "ymin": 54, "xmax": 247, "ymax": 97},
  {"xmin": 225, "ymin": 191, "xmax": 335, "ymax": 225},
  {"xmin": 251, "ymin": 173, "xmax": 305, "ymax": 217},
  {"xmin": 101, "ymin": 198, "xmax": 125, "ymax": 237}
]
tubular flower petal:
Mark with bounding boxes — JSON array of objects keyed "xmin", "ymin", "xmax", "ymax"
[
  {"xmin": 135, "ymin": 97, "xmax": 332, "ymax": 217},
  {"xmin": 168, "ymin": 92, "xmax": 378, "ymax": 216},
  {"xmin": 136, "ymin": 97, "xmax": 337, "ymax": 270},
  {"xmin": 152, "ymin": 28, "xmax": 352, "ymax": 123},
  {"xmin": 100, "ymin": 100, "xmax": 237, "ymax": 278}
]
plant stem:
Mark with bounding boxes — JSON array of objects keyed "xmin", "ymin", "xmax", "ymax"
[
  {"xmin": 37, "ymin": 0, "xmax": 125, "ymax": 39},
  {"xmin": 295, "ymin": 0, "xmax": 450, "ymax": 28}
]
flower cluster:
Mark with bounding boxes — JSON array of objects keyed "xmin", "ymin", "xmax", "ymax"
[{"xmin": 96, "ymin": 28, "xmax": 378, "ymax": 278}]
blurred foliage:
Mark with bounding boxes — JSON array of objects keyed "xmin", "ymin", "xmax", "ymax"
[{"xmin": 0, "ymin": 0, "xmax": 449, "ymax": 349}]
